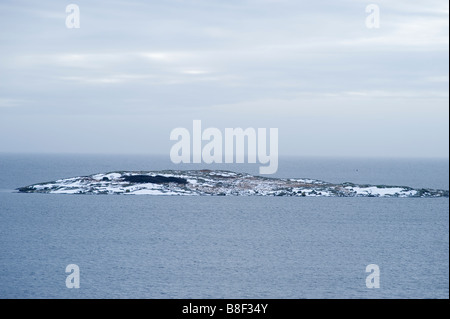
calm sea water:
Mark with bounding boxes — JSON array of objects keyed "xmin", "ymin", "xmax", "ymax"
[{"xmin": 0, "ymin": 154, "xmax": 448, "ymax": 298}]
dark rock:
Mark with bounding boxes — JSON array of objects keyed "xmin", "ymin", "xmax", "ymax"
[
  {"xmin": 17, "ymin": 186, "xmax": 32, "ymax": 193},
  {"xmin": 122, "ymin": 175, "xmax": 187, "ymax": 185}
]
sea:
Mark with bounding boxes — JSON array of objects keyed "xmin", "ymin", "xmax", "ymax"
[{"xmin": 0, "ymin": 154, "xmax": 448, "ymax": 299}]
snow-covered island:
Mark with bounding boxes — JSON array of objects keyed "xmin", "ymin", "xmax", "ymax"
[{"xmin": 17, "ymin": 170, "xmax": 449, "ymax": 197}]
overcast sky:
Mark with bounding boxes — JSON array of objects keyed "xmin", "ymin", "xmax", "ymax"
[{"xmin": 0, "ymin": 0, "xmax": 448, "ymax": 158}]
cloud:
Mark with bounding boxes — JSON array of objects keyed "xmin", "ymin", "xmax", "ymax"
[
  {"xmin": 210, "ymin": 90, "xmax": 449, "ymax": 116},
  {"xmin": 0, "ymin": 0, "xmax": 448, "ymax": 156},
  {"xmin": 59, "ymin": 75, "xmax": 152, "ymax": 84},
  {"xmin": 139, "ymin": 52, "xmax": 182, "ymax": 62},
  {"xmin": 426, "ymin": 75, "xmax": 449, "ymax": 83},
  {"xmin": 180, "ymin": 69, "xmax": 210, "ymax": 75},
  {"xmin": 0, "ymin": 99, "xmax": 26, "ymax": 108}
]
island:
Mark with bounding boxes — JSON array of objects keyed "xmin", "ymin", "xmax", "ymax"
[{"xmin": 17, "ymin": 170, "xmax": 449, "ymax": 197}]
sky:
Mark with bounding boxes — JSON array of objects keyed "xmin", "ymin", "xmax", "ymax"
[{"xmin": 0, "ymin": 0, "xmax": 448, "ymax": 158}]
